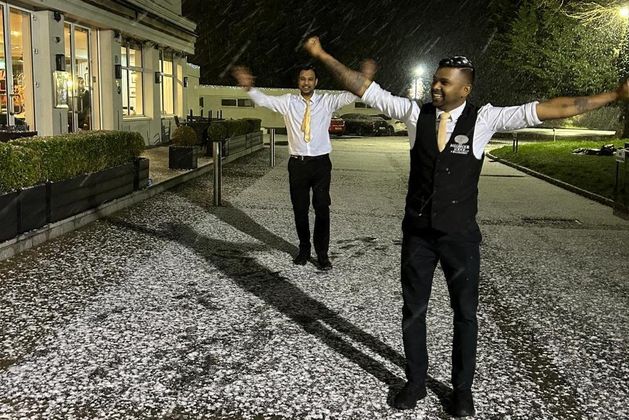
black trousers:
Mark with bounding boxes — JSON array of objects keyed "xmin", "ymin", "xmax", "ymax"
[
  {"xmin": 400, "ymin": 228, "xmax": 480, "ymax": 392},
  {"xmin": 288, "ymin": 155, "xmax": 332, "ymax": 256}
]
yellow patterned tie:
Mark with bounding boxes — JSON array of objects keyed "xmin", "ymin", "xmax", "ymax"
[
  {"xmin": 437, "ymin": 111, "xmax": 451, "ymax": 152},
  {"xmin": 301, "ymin": 99, "xmax": 311, "ymax": 143}
]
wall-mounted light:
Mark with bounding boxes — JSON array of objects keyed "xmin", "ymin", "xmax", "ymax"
[
  {"xmin": 183, "ymin": 76, "xmax": 188, "ymax": 88},
  {"xmin": 53, "ymin": 11, "xmax": 62, "ymax": 22},
  {"xmin": 154, "ymin": 71, "xmax": 162, "ymax": 84},
  {"xmin": 55, "ymin": 54, "xmax": 65, "ymax": 71},
  {"xmin": 114, "ymin": 64, "xmax": 122, "ymax": 79}
]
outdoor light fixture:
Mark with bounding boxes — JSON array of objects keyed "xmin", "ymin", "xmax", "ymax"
[
  {"xmin": 413, "ymin": 65, "xmax": 425, "ymax": 77},
  {"xmin": 154, "ymin": 71, "xmax": 162, "ymax": 84},
  {"xmin": 55, "ymin": 54, "xmax": 65, "ymax": 71},
  {"xmin": 183, "ymin": 76, "xmax": 188, "ymax": 87},
  {"xmin": 114, "ymin": 64, "xmax": 122, "ymax": 79},
  {"xmin": 621, "ymin": 6, "xmax": 629, "ymax": 18}
]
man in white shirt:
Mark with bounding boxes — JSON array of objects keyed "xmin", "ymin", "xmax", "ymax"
[
  {"xmin": 303, "ymin": 36, "xmax": 629, "ymax": 416},
  {"xmin": 232, "ymin": 65, "xmax": 357, "ymax": 270}
]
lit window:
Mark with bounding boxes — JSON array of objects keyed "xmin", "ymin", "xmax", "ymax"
[
  {"xmin": 160, "ymin": 50, "xmax": 174, "ymax": 115},
  {"xmin": 121, "ymin": 44, "xmax": 143, "ymax": 116}
]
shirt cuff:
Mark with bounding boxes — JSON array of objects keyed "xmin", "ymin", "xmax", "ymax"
[
  {"xmin": 527, "ymin": 101, "xmax": 542, "ymax": 126},
  {"xmin": 361, "ymin": 81, "xmax": 380, "ymax": 102}
]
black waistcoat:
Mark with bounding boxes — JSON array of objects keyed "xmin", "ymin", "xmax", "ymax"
[{"xmin": 403, "ymin": 102, "xmax": 484, "ymax": 240}]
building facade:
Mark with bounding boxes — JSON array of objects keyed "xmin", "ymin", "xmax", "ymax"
[{"xmin": 1, "ymin": 0, "xmax": 197, "ymax": 145}]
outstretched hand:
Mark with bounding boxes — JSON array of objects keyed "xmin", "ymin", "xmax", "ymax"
[
  {"xmin": 231, "ymin": 65, "xmax": 255, "ymax": 90},
  {"xmin": 303, "ymin": 36, "xmax": 325, "ymax": 59},
  {"xmin": 617, "ymin": 79, "xmax": 629, "ymax": 101}
]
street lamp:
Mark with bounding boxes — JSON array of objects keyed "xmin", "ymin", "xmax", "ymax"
[{"xmin": 412, "ymin": 65, "xmax": 424, "ymax": 100}]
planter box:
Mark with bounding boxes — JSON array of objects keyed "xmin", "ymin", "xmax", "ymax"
[
  {"xmin": 48, "ymin": 163, "xmax": 135, "ymax": 223},
  {"xmin": 0, "ymin": 191, "xmax": 18, "ymax": 242},
  {"xmin": 206, "ymin": 140, "xmax": 228, "ymax": 158},
  {"xmin": 18, "ymin": 184, "xmax": 47, "ymax": 234},
  {"xmin": 169, "ymin": 145, "xmax": 199, "ymax": 169},
  {"xmin": 229, "ymin": 135, "xmax": 247, "ymax": 155},
  {"xmin": 134, "ymin": 157, "xmax": 150, "ymax": 190},
  {"xmin": 246, "ymin": 131, "xmax": 263, "ymax": 148},
  {"xmin": 0, "ymin": 159, "xmax": 148, "ymax": 243}
]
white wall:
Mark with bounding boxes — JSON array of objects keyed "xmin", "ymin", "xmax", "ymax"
[
  {"xmin": 31, "ymin": 11, "xmax": 67, "ymax": 136},
  {"xmin": 197, "ymin": 85, "xmax": 380, "ymax": 128}
]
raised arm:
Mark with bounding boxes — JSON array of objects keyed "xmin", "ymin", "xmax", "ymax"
[
  {"xmin": 231, "ymin": 65, "xmax": 289, "ymax": 114},
  {"xmin": 536, "ymin": 80, "xmax": 629, "ymax": 121},
  {"xmin": 303, "ymin": 37, "xmax": 373, "ymax": 97}
]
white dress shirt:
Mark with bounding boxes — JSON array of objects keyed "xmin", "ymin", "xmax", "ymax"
[
  {"xmin": 248, "ymin": 88, "xmax": 357, "ymax": 156},
  {"xmin": 362, "ymin": 82, "xmax": 543, "ymax": 159}
]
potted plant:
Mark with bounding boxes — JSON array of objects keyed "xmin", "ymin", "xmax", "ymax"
[
  {"xmin": 169, "ymin": 125, "xmax": 199, "ymax": 169},
  {"xmin": 207, "ymin": 121, "xmax": 228, "ymax": 157}
]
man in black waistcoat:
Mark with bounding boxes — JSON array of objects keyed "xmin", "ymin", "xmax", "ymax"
[{"xmin": 303, "ymin": 36, "xmax": 629, "ymax": 417}]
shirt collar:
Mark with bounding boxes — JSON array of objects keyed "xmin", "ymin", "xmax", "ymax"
[
  {"xmin": 300, "ymin": 91, "xmax": 319, "ymax": 104},
  {"xmin": 436, "ymin": 101, "xmax": 466, "ymax": 121}
]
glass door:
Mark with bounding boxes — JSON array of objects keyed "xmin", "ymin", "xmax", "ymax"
[
  {"xmin": 0, "ymin": 5, "xmax": 34, "ymax": 129},
  {"xmin": 65, "ymin": 23, "xmax": 91, "ymax": 132}
]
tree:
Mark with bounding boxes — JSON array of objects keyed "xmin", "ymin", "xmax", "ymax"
[{"xmin": 476, "ymin": 0, "xmax": 621, "ymax": 108}]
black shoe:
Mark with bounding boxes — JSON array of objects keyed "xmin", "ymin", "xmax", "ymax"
[
  {"xmin": 293, "ymin": 252, "xmax": 310, "ymax": 265},
  {"xmin": 392, "ymin": 382, "xmax": 427, "ymax": 410},
  {"xmin": 447, "ymin": 390, "xmax": 475, "ymax": 417},
  {"xmin": 317, "ymin": 255, "xmax": 332, "ymax": 270}
]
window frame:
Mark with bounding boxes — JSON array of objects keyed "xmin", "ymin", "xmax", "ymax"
[
  {"xmin": 159, "ymin": 49, "xmax": 175, "ymax": 115},
  {"xmin": 121, "ymin": 42, "xmax": 144, "ymax": 117}
]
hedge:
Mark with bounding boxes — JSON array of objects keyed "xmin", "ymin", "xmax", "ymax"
[
  {"xmin": 0, "ymin": 143, "xmax": 43, "ymax": 193},
  {"xmin": 1, "ymin": 130, "xmax": 144, "ymax": 193},
  {"xmin": 208, "ymin": 118, "xmax": 262, "ymax": 141}
]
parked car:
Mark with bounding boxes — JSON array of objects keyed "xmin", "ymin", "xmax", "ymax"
[
  {"xmin": 328, "ymin": 114, "xmax": 346, "ymax": 136},
  {"xmin": 376, "ymin": 113, "xmax": 408, "ymax": 136},
  {"xmin": 340, "ymin": 113, "xmax": 389, "ymax": 136}
]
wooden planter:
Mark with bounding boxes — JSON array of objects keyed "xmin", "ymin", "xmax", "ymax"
[
  {"xmin": 48, "ymin": 162, "xmax": 135, "ymax": 223},
  {"xmin": 0, "ymin": 159, "xmax": 150, "ymax": 243},
  {"xmin": 169, "ymin": 145, "xmax": 199, "ymax": 169},
  {"xmin": 134, "ymin": 157, "xmax": 150, "ymax": 190},
  {"xmin": 18, "ymin": 184, "xmax": 47, "ymax": 234},
  {"xmin": 0, "ymin": 191, "xmax": 18, "ymax": 242}
]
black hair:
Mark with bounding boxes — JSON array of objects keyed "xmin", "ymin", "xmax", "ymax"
[
  {"xmin": 438, "ymin": 56, "xmax": 475, "ymax": 85},
  {"xmin": 297, "ymin": 64, "xmax": 318, "ymax": 80}
]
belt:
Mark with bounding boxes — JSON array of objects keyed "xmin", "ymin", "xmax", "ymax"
[{"xmin": 290, "ymin": 154, "xmax": 329, "ymax": 161}]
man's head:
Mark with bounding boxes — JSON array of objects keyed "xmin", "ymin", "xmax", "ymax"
[
  {"xmin": 297, "ymin": 65, "xmax": 318, "ymax": 98},
  {"xmin": 431, "ymin": 56, "xmax": 474, "ymax": 111}
]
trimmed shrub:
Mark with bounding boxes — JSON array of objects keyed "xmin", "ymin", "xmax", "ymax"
[
  {"xmin": 3, "ymin": 130, "xmax": 144, "ymax": 187},
  {"xmin": 171, "ymin": 125, "xmax": 199, "ymax": 146},
  {"xmin": 208, "ymin": 121, "xmax": 228, "ymax": 142},
  {"xmin": 0, "ymin": 143, "xmax": 44, "ymax": 194},
  {"xmin": 210, "ymin": 118, "xmax": 262, "ymax": 139}
]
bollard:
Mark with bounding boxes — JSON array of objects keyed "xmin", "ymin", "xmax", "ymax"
[
  {"xmin": 553, "ymin": 128, "xmax": 556, "ymax": 142},
  {"xmin": 269, "ymin": 128, "xmax": 276, "ymax": 167},
  {"xmin": 213, "ymin": 141, "xmax": 222, "ymax": 206},
  {"xmin": 512, "ymin": 132, "xmax": 519, "ymax": 153}
]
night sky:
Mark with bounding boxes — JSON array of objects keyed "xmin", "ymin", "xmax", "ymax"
[{"xmin": 182, "ymin": 0, "xmax": 495, "ymax": 95}]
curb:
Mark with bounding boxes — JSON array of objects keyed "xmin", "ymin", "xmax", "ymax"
[
  {"xmin": 0, "ymin": 144, "xmax": 265, "ymax": 262},
  {"xmin": 486, "ymin": 152, "xmax": 615, "ymax": 207}
]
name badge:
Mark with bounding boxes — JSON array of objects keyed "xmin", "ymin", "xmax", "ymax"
[{"xmin": 450, "ymin": 135, "xmax": 470, "ymax": 155}]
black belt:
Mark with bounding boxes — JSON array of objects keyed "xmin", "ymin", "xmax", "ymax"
[{"xmin": 290, "ymin": 154, "xmax": 329, "ymax": 161}]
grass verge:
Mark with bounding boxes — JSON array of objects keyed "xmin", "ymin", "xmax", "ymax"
[{"xmin": 490, "ymin": 139, "xmax": 627, "ymax": 200}]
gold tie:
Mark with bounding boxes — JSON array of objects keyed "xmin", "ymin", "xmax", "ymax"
[
  {"xmin": 437, "ymin": 111, "xmax": 451, "ymax": 152},
  {"xmin": 301, "ymin": 99, "xmax": 311, "ymax": 143}
]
